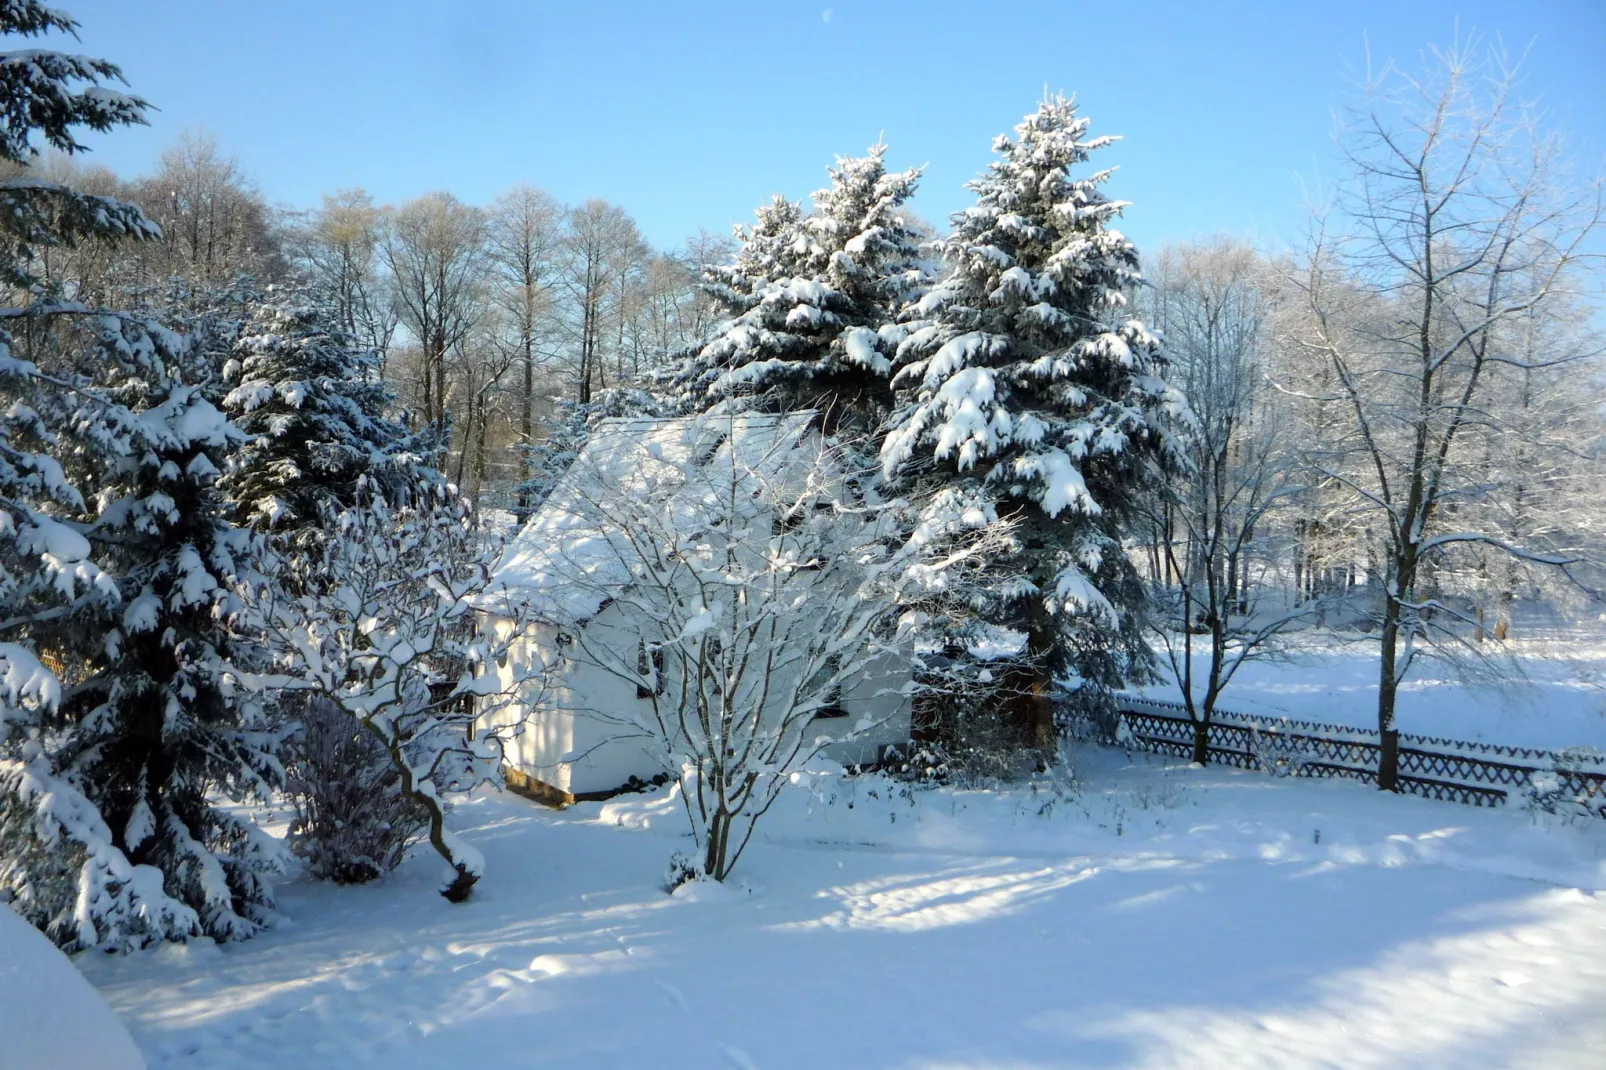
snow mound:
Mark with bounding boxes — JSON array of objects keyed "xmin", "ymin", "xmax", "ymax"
[{"xmin": 0, "ymin": 906, "xmax": 145, "ymax": 1070}]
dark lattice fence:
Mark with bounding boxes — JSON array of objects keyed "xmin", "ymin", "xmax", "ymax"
[{"xmin": 1113, "ymin": 697, "xmax": 1606, "ymax": 816}]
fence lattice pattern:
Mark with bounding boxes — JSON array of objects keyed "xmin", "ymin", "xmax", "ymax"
[{"xmin": 1114, "ymin": 698, "xmax": 1606, "ymax": 816}]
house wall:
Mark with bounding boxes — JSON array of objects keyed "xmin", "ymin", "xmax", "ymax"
[
  {"xmin": 815, "ymin": 649, "xmax": 914, "ymax": 767},
  {"xmin": 479, "ymin": 612, "xmax": 662, "ymax": 798},
  {"xmin": 479, "ymin": 607, "xmax": 914, "ymax": 804}
]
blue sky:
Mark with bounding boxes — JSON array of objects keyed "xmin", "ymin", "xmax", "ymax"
[{"xmin": 61, "ymin": 0, "xmax": 1606, "ymax": 257}]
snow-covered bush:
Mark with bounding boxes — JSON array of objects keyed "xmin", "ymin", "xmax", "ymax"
[
  {"xmin": 1525, "ymin": 746, "xmax": 1606, "ymax": 822},
  {"xmin": 239, "ymin": 487, "xmax": 543, "ymax": 901},
  {"xmin": 281, "ymin": 694, "xmax": 428, "ymax": 884},
  {"xmin": 897, "ymin": 696, "xmax": 1044, "ymax": 789},
  {"xmin": 1247, "ymin": 723, "xmax": 1322, "ymax": 778}
]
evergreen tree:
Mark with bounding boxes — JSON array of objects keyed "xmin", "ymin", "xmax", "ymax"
[
  {"xmin": 0, "ymin": 2, "xmax": 154, "ymax": 294},
  {"xmin": 220, "ymin": 289, "xmax": 438, "ymax": 547},
  {"xmin": 0, "ymin": 2, "xmax": 282, "ymax": 950},
  {"xmin": 48, "ymin": 320, "xmax": 283, "ymax": 944},
  {"xmin": 665, "ymin": 145, "xmax": 926, "ymax": 431},
  {"xmin": 881, "ymin": 96, "xmax": 1187, "ymax": 745}
]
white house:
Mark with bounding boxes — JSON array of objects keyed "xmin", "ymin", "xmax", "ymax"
[{"xmin": 478, "ymin": 411, "xmax": 913, "ymax": 807}]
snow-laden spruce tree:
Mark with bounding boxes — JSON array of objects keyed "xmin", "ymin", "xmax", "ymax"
[
  {"xmin": 881, "ymin": 95, "xmax": 1187, "ymax": 747},
  {"xmin": 0, "ymin": 2, "xmax": 288, "ymax": 952},
  {"xmin": 66, "ymin": 323, "xmax": 284, "ymax": 939},
  {"xmin": 2, "ymin": 314, "xmax": 285, "ymax": 951},
  {"xmin": 221, "ymin": 289, "xmax": 440, "ymax": 546},
  {"xmin": 658, "ymin": 195, "xmax": 807, "ymax": 399},
  {"xmin": 664, "ymin": 145, "xmax": 926, "ymax": 431}
]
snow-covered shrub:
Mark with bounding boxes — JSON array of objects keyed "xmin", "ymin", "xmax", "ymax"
[
  {"xmin": 1525, "ymin": 746, "xmax": 1606, "ymax": 822},
  {"xmin": 896, "ymin": 697, "xmax": 1042, "ymax": 790},
  {"xmin": 529, "ymin": 417, "xmax": 1010, "ymax": 883},
  {"xmin": 281, "ymin": 694, "xmax": 428, "ymax": 884},
  {"xmin": 663, "ymin": 850, "xmax": 700, "ymax": 894},
  {"xmin": 239, "ymin": 488, "xmax": 543, "ymax": 902},
  {"xmin": 1247, "ymin": 724, "xmax": 1322, "ymax": 778}
]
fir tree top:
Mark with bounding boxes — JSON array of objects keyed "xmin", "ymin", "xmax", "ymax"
[
  {"xmin": 221, "ymin": 290, "xmax": 435, "ymax": 541},
  {"xmin": 664, "ymin": 144, "xmax": 927, "ymax": 430},
  {"xmin": 883, "ymin": 94, "xmax": 1187, "ymax": 520}
]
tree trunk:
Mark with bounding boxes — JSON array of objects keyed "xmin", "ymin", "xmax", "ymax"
[
  {"xmin": 366, "ymin": 717, "xmax": 478, "ymax": 902},
  {"xmin": 1191, "ymin": 717, "xmax": 1211, "ymax": 765},
  {"xmin": 1376, "ymin": 595, "xmax": 1403, "ymax": 792},
  {"xmin": 472, "ymin": 391, "xmax": 491, "ymax": 501},
  {"xmin": 705, "ymin": 808, "xmax": 733, "ymax": 881}
]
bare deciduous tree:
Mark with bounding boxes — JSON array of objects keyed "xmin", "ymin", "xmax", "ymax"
[
  {"xmin": 130, "ymin": 129, "xmax": 283, "ymax": 288},
  {"xmin": 488, "ymin": 183, "xmax": 564, "ymax": 501},
  {"xmin": 288, "ymin": 187, "xmax": 398, "ymax": 370},
  {"xmin": 383, "ymin": 192, "xmax": 488, "ymax": 430},
  {"xmin": 562, "ymin": 199, "xmax": 643, "ymax": 403},
  {"xmin": 1141, "ymin": 240, "xmax": 1311, "ymax": 762},
  {"xmin": 1294, "ymin": 39, "xmax": 1604, "ymax": 789}
]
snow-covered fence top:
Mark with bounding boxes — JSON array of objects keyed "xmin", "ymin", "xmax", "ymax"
[{"xmin": 1113, "ymin": 696, "xmax": 1606, "ymax": 816}]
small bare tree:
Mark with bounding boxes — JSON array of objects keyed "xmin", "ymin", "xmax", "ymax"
[
  {"xmin": 531, "ymin": 416, "xmax": 1006, "ymax": 881},
  {"xmin": 240, "ymin": 488, "xmax": 541, "ymax": 901},
  {"xmin": 1141, "ymin": 240, "xmax": 1312, "ymax": 762},
  {"xmin": 1295, "ymin": 38, "xmax": 1603, "ymax": 789}
]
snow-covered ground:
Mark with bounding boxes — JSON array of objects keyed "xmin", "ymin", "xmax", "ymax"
[
  {"xmin": 1, "ymin": 905, "xmax": 145, "ymax": 1070},
  {"xmin": 1132, "ymin": 628, "xmax": 1606, "ymax": 749},
  {"xmin": 83, "ymin": 749, "xmax": 1606, "ymax": 1069}
]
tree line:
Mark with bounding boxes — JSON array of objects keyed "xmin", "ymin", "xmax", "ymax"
[{"xmin": 26, "ymin": 131, "xmax": 735, "ymax": 503}]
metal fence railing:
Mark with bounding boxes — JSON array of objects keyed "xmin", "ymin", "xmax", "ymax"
[{"xmin": 1114, "ymin": 697, "xmax": 1606, "ymax": 816}]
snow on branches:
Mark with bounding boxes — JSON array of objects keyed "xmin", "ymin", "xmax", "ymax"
[
  {"xmin": 664, "ymin": 144, "xmax": 927, "ymax": 431},
  {"xmin": 499, "ymin": 413, "xmax": 1009, "ymax": 881},
  {"xmin": 238, "ymin": 487, "xmax": 544, "ymax": 902},
  {"xmin": 880, "ymin": 95, "xmax": 1187, "ymax": 735}
]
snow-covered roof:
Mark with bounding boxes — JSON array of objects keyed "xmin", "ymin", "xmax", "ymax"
[{"xmin": 490, "ymin": 411, "xmax": 818, "ymax": 619}]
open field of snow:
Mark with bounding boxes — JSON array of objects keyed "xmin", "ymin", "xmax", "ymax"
[
  {"xmin": 1132, "ymin": 628, "xmax": 1606, "ymax": 750},
  {"xmin": 83, "ymin": 749, "xmax": 1606, "ymax": 1070}
]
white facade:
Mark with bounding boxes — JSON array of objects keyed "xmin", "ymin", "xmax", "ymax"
[
  {"xmin": 479, "ymin": 603, "xmax": 912, "ymax": 800},
  {"xmin": 479, "ymin": 412, "xmax": 914, "ymax": 804}
]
